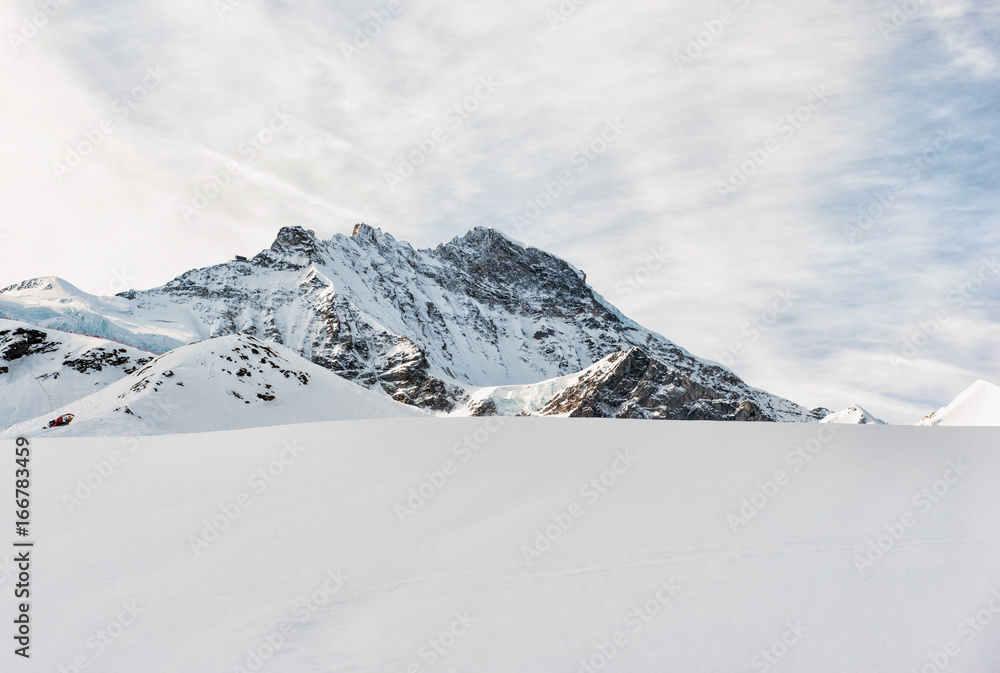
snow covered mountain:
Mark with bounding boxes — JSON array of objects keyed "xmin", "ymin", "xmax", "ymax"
[
  {"xmin": 0, "ymin": 225, "xmax": 828, "ymax": 423},
  {"xmin": 917, "ymin": 380, "xmax": 1000, "ymax": 426},
  {"xmin": 820, "ymin": 404, "xmax": 886, "ymax": 425},
  {"xmin": 0, "ymin": 319, "xmax": 154, "ymax": 428},
  {"xmin": 0, "ymin": 333, "xmax": 423, "ymax": 437}
]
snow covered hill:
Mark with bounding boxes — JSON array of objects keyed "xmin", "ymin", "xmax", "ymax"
[
  {"xmin": 0, "ymin": 333, "xmax": 423, "ymax": 437},
  {"xmin": 7, "ymin": 419, "xmax": 999, "ymax": 672},
  {"xmin": 820, "ymin": 404, "xmax": 887, "ymax": 425},
  {"xmin": 0, "ymin": 224, "xmax": 824, "ymax": 423},
  {"xmin": 917, "ymin": 380, "xmax": 1000, "ymax": 426},
  {"xmin": 0, "ymin": 319, "xmax": 153, "ymax": 428}
]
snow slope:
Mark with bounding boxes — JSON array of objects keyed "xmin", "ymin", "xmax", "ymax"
[
  {"xmin": 0, "ymin": 333, "xmax": 423, "ymax": 437},
  {"xmin": 918, "ymin": 380, "xmax": 1000, "ymax": 427},
  {"xmin": 820, "ymin": 404, "xmax": 887, "ymax": 425},
  {"xmin": 0, "ymin": 319, "xmax": 153, "ymax": 428},
  {"xmin": 4, "ymin": 420, "xmax": 999, "ymax": 672}
]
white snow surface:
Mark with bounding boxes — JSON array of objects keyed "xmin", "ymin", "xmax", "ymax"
[
  {"xmin": 0, "ymin": 333, "xmax": 423, "ymax": 437},
  {"xmin": 5, "ymin": 419, "xmax": 999, "ymax": 672},
  {"xmin": 917, "ymin": 380, "xmax": 1000, "ymax": 427},
  {"xmin": 820, "ymin": 404, "xmax": 887, "ymax": 425}
]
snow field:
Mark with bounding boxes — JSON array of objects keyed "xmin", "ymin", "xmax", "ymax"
[{"xmin": 3, "ymin": 419, "xmax": 999, "ymax": 672}]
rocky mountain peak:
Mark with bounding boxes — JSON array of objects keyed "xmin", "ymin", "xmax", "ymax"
[
  {"xmin": 430, "ymin": 227, "xmax": 585, "ymax": 291},
  {"xmin": 271, "ymin": 226, "xmax": 321, "ymax": 258},
  {"xmin": 438, "ymin": 227, "xmax": 527, "ymax": 257},
  {"xmin": 348, "ymin": 223, "xmax": 403, "ymax": 254},
  {"xmin": 351, "ymin": 223, "xmax": 380, "ymax": 243},
  {"xmin": 0, "ymin": 276, "xmax": 81, "ymax": 296}
]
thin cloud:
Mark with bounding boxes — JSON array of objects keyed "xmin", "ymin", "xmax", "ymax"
[{"xmin": 0, "ymin": 0, "xmax": 996, "ymax": 422}]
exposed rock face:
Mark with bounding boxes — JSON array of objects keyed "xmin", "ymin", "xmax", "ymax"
[
  {"xmin": 64, "ymin": 348, "xmax": 152, "ymax": 375},
  {"xmin": 501, "ymin": 348, "xmax": 772, "ymax": 421},
  {"xmin": 3, "ymin": 225, "xmax": 825, "ymax": 421},
  {"xmin": 1, "ymin": 328, "xmax": 60, "ymax": 362}
]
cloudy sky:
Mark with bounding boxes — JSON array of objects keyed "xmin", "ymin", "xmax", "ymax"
[{"xmin": 0, "ymin": 0, "xmax": 997, "ymax": 422}]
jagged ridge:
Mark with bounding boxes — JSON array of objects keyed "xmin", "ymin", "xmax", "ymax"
[{"xmin": 0, "ymin": 225, "xmax": 827, "ymax": 422}]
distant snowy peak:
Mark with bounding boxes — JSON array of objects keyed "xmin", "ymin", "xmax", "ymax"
[
  {"xmin": 820, "ymin": 405, "xmax": 887, "ymax": 425},
  {"xmin": 917, "ymin": 380, "xmax": 1000, "ymax": 427},
  {"xmin": 0, "ymin": 276, "xmax": 91, "ymax": 299}
]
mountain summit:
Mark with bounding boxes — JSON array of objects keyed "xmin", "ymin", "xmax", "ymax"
[{"xmin": 0, "ymin": 224, "xmax": 828, "ymax": 424}]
